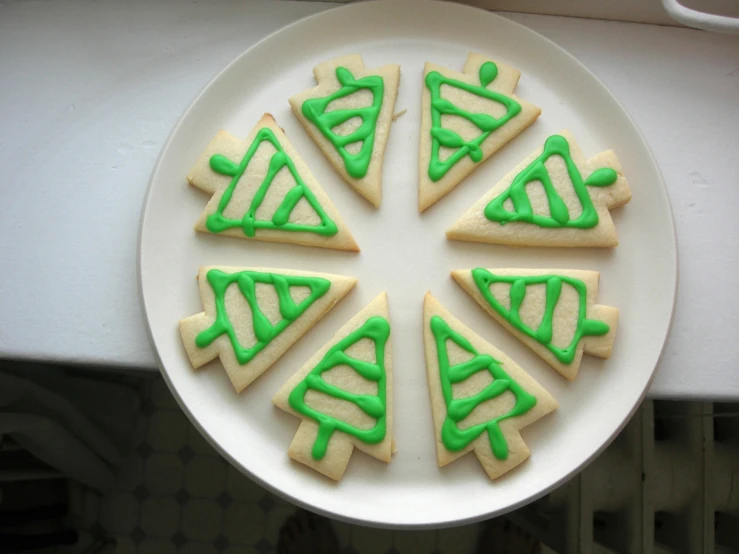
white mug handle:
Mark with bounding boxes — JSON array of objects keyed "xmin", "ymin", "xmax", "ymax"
[{"xmin": 661, "ymin": 0, "xmax": 739, "ymax": 34}]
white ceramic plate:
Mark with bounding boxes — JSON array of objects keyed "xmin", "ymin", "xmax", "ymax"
[{"xmin": 138, "ymin": 0, "xmax": 677, "ymax": 528}]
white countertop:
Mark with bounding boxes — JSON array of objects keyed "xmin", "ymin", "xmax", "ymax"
[{"xmin": 1, "ymin": 0, "xmax": 738, "ymax": 399}]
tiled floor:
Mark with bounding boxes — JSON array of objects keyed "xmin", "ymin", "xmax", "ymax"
[{"xmin": 66, "ymin": 376, "xmax": 484, "ymax": 554}]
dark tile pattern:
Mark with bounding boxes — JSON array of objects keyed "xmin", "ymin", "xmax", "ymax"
[{"xmin": 75, "ymin": 377, "xmax": 481, "ymax": 554}]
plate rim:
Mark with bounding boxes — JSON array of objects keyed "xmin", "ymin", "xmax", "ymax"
[{"xmin": 137, "ymin": 0, "xmax": 679, "ymax": 529}]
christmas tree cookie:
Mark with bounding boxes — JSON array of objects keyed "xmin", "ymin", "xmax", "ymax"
[
  {"xmin": 179, "ymin": 267, "xmax": 356, "ymax": 393},
  {"xmin": 419, "ymin": 53, "xmax": 541, "ymax": 212},
  {"xmin": 187, "ymin": 114, "xmax": 359, "ymax": 251},
  {"xmin": 423, "ymin": 293, "xmax": 557, "ymax": 480},
  {"xmin": 273, "ymin": 293, "xmax": 392, "ymax": 481},
  {"xmin": 289, "ymin": 55, "xmax": 400, "ymax": 208},
  {"xmin": 452, "ymin": 268, "xmax": 619, "ymax": 380},
  {"xmin": 446, "ymin": 131, "xmax": 632, "ymax": 247}
]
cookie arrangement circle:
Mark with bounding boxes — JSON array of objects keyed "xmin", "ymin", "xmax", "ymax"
[{"xmin": 178, "ymin": 51, "xmax": 632, "ymax": 483}]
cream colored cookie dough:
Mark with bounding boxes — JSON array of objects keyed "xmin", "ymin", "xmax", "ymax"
[
  {"xmin": 452, "ymin": 268, "xmax": 619, "ymax": 380},
  {"xmin": 419, "ymin": 52, "xmax": 541, "ymax": 212},
  {"xmin": 273, "ymin": 293, "xmax": 393, "ymax": 481},
  {"xmin": 187, "ymin": 113, "xmax": 359, "ymax": 251},
  {"xmin": 289, "ymin": 55, "xmax": 400, "ymax": 208},
  {"xmin": 423, "ymin": 293, "xmax": 557, "ymax": 480},
  {"xmin": 446, "ymin": 130, "xmax": 631, "ymax": 247},
  {"xmin": 179, "ymin": 266, "xmax": 357, "ymax": 393}
]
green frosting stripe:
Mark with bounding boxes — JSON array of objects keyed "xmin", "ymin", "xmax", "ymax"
[
  {"xmin": 206, "ymin": 127, "xmax": 338, "ymax": 238},
  {"xmin": 426, "ymin": 61, "xmax": 522, "ymax": 182},
  {"xmin": 471, "ymin": 268, "xmax": 610, "ymax": 365},
  {"xmin": 288, "ymin": 316, "xmax": 390, "ymax": 460},
  {"xmin": 484, "ymin": 134, "xmax": 618, "ymax": 229},
  {"xmin": 195, "ymin": 269, "xmax": 332, "ymax": 365},
  {"xmin": 430, "ymin": 315, "xmax": 536, "ymax": 460},
  {"xmin": 301, "ymin": 67, "xmax": 384, "ymax": 180}
]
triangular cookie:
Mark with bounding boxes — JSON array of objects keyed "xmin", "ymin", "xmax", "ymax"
[
  {"xmin": 179, "ymin": 266, "xmax": 357, "ymax": 393},
  {"xmin": 419, "ymin": 53, "xmax": 541, "ymax": 212},
  {"xmin": 452, "ymin": 268, "xmax": 619, "ymax": 380},
  {"xmin": 423, "ymin": 293, "xmax": 557, "ymax": 480},
  {"xmin": 273, "ymin": 293, "xmax": 392, "ymax": 481},
  {"xmin": 289, "ymin": 55, "xmax": 400, "ymax": 208},
  {"xmin": 446, "ymin": 131, "xmax": 632, "ymax": 247},
  {"xmin": 187, "ymin": 114, "xmax": 359, "ymax": 251}
]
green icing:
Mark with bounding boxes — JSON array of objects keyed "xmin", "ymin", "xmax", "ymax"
[
  {"xmin": 288, "ymin": 316, "xmax": 390, "ymax": 460},
  {"xmin": 484, "ymin": 134, "xmax": 618, "ymax": 229},
  {"xmin": 301, "ymin": 67, "xmax": 384, "ymax": 180},
  {"xmin": 425, "ymin": 61, "xmax": 522, "ymax": 182},
  {"xmin": 471, "ymin": 268, "xmax": 610, "ymax": 365},
  {"xmin": 206, "ymin": 127, "xmax": 338, "ymax": 238},
  {"xmin": 430, "ymin": 315, "xmax": 536, "ymax": 460},
  {"xmin": 195, "ymin": 269, "xmax": 331, "ymax": 365}
]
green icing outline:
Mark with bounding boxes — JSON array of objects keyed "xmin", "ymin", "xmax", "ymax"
[
  {"xmin": 484, "ymin": 134, "xmax": 618, "ymax": 229},
  {"xmin": 195, "ymin": 269, "xmax": 332, "ymax": 365},
  {"xmin": 471, "ymin": 268, "xmax": 610, "ymax": 365},
  {"xmin": 425, "ymin": 61, "xmax": 522, "ymax": 182},
  {"xmin": 205, "ymin": 127, "xmax": 338, "ymax": 238},
  {"xmin": 288, "ymin": 316, "xmax": 390, "ymax": 460},
  {"xmin": 430, "ymin": 315, "xmax": 536, "ymax": 460},
  {"xmin": 301, "ymin": 67, "xmax": 384, "ymax": 180}
]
